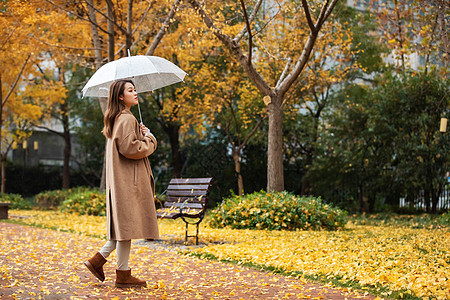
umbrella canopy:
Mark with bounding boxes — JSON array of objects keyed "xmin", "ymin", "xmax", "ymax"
[{"xmin": 82, "ymin": 55, "xmax": 187, "ymax": 98}]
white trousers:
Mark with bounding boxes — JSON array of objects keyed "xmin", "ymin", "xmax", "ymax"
[{"xmin": 99, "ymin": 240, "xmax": 131, "ymax": 270}]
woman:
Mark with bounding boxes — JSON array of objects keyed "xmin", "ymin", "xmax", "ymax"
[{"xmin": 84, "ymin": 79, "xmax": 159, "ymax": 288}]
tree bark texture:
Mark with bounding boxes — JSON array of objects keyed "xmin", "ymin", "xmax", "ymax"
[
  {"xmin": 86, "ymin": 0, "xmax": 103, "ymax": 69},
  {"xmin": 267, "ymin": 96, "xmax": 284, "ymax": 192},
  {"xmin": 61, "ymin": 102, "xmax": 71, "ymax": 189},
  {"xmin": 0, "ymin": 73, "xmax": 4, "ymax": 193},
  {"xmin": 163, "ymin": 122, "xmax": 182, "ymax": 178},
  {"xmin": 232, "ymin": 150, "xmax": 244, "ymax": 196},
  {"xmin": 106, "ymin": 0, "xmax": 115, "ymax": 62}
]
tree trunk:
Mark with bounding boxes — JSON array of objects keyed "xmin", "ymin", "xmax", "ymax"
[
  {"xmin": 1, "ymin": 156, "xmax": 5, "ymax": 194},
  {"xmin": 301, "ymin": 152, "xmax": 313, "ymax": 195},
  {"xmin": 163, "ymin": 122, "xmax": 182, "ymax": 178},
  {"xmin": 267, "ymin": 95, "xmax": 284, "ymax": 192},
  {"xmin": 368, "ymin": 192, "xmax": 376, "ymax": 213},
  {"xmin": 0, "ymin": 73, "xmax": 4, "ymax": 193},
  {"xmin": 126, "ymin": 0, "xmax": 133, "ymax": 51},
  {"xmin": 61, "ymin": 102, "xmax": 71, "ymax": 189},
  {"xmin": 431, "ymin": 188, "xmax": 440, "ymax": 214},
  {"xmin": 86, "ymin": 0, "xmax": 103, "ymax": 69},
  {"xmin": 359, "ymin": 185, "xmax": 369, "ymax": 213},
  {"xmin": 232, "ymin": 150, "xmax": 244, "ymax": 196},
  {"xmin": 423, "ymin": 189, "xmax": 430, "ymax": 213},
  {"xmin": 107, "ymin": 1, "xmax": 115, "ymax": 62}
]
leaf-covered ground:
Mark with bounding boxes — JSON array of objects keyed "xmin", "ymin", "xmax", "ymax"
[{"xmin": 2, "ymin": 210, "xmax": 449, "ymax": 299}]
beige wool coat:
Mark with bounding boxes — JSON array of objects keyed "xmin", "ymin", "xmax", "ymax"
[{"xmin": 105, "ymin": 109, "xmax": 159, "ymax": 241}]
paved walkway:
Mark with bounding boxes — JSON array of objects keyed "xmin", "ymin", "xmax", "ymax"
[{"xmin": 0, "ymin": 222, "xmax": 377, "ymax": 299}]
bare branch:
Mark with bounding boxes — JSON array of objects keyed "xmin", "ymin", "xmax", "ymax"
[
  {"xmin": 251, "ymin": 4, "xmax": 280, "ymax": 39},
  {"xmin": 2, "ymin": 54, "xmax": 31, "ymax": 106},
  {"xmin": 239, "ymin": 0, "xmax": 253, "ymax": 65},
  {"xmin": 45, "ymin": 0, "xmax": 109, "ymax": 34},
  {"xmin": 238, "ymin": 115, "xmax": 266, "ymax": 152},
  {"xmin": 146, "ymin": 0, "xmax": 182, "ymax": 56},
  {"xmin": 32, "ymin": 124, "xmax": 64, "ymax": 137},
  {"xmin": 188, "ymin": 0, "xmax": 272, "ymax": 96},
  {"xmin": 127, "ymin": 0, "xmax": 133, "ymax": 32},
  {"xmin": 90, "ymin": 0, "xmax": 128, "ymax": 35},
  {"xmin": 132, "ymin": 2, "xmax": 153, "ymax": 35},
  {"xmin": 323, "ymin": 0, "xmax": 339, "ymax": 21},
  {"xmin": 29, "ymin": 35, "xmax": 101, "ymax": 51},
  {"xmin": 234, "ymin": 0, "xmax": 264, "ymax": 43},
  {"xmin": 0, "ymin": 27, "xmax": 17, "ymax": 51},
  {"xmin": 278, "ymin": 0, "xmax": 339, "ymax": 96},
  {"xmin": 276, "ymin": 58, "xmax": 292, "ymax": 89},
  {"xmin": 301, "ymin": 0, "xmax": 316, "ymax": 33}
]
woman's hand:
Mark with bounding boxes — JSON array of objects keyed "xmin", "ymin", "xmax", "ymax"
[{"xmin": 139, "ymin": 123, "xmax": 150, "ymax": 136}]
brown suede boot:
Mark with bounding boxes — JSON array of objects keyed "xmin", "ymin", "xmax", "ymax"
[
  {"xmin": 115, "ymin": 269, "xmax": 146, "ymax": 288},
  {"xmin": 84, "ymin": 252, "xmax": 107, "ymax": 282}
]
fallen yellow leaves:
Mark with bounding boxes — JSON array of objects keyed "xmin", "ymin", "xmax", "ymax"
[{"xmin": 5, "ymin": 209, "xmax": 449, "ymax": 299}]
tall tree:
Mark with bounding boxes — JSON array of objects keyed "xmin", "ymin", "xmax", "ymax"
[
  {"xmin": 0, "ymin": 1, "xmax": 70, "ymax": 192},
  {"xmin": 187, "ymin": 0, "xmax": 340, "ymax": 191},
  {"xmin": 48, "ymin": 0, "xmax": 183, "ymax": 188},
  {"xmin": 371, "ymin": 0, "xmax": 448, "ymax": 76},
  {"xmin": 283, "ymin": 7, "xmax": 361, "ymax": 194}
]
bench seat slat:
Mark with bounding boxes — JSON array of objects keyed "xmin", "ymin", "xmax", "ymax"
[
  {"xmin": 164, "ymin": 202, "xmax": 203, "ymax": 209},
  {"xmin": 164, "ymin": 197, "xmax": 206, "ymax": 205},
  {"xmin": 156, "ymin": 210, "xmax": 180, "ymax": 219}
]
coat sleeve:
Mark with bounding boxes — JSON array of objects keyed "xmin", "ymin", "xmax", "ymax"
[{"xmin": 115, "ymin": 114, "xmax": 157, "ymax": 160}]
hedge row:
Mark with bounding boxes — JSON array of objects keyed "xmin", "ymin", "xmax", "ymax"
[{"xmin": 209, "ymin": 190, "xmax": 348, "ymax": 231}]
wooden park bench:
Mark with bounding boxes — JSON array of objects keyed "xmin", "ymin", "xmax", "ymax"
[{"xmin": 156, "ymin": 177, "xmax": 213, "ymax": 245}]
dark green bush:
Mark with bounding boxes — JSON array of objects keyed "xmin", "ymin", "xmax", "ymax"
[
  {"xmin": 35, "ymin": 187, "xmax": 90, "ymax": 209},
  {"xmin": 209, "ymin": 190, "xmax": 348, "ymax": 230},
  {"xmin": 0, "ymin": 193, "xmax": 33, "ymax": 209},
  {"xmin": 59, "ymin": 189, "xmax": 106, "ymax": 216},
  {"xmin": 437, "ymin": 212, "xmax": 450, "ymax": 226}
]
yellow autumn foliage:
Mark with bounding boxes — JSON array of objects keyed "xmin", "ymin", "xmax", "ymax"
[{"xmin": 6, "ymin": 209, "xmax": 449, "ymax": 299}]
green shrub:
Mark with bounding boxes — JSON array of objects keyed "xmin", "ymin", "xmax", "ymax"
[
  {"xmin": 59, "ymin": 189, "xmax": 106, "ymax": 216},
  {"xmin": 35, "ymin": 190, "xmax": 70, "ymax": 209},
  {"xmin": 0, "ymin": 193, "xmax": 34, "ymax": 209},
  {"xmin": 209, "ymin": 190, "xmax": 348, "ymax": 231},
  {"xmin": 35, "ymin": 187, "xmax": 91, "ymax": 209},
  {"xmin": 437, "ymin": 212, "xmax": 450, "ymax": 226}
]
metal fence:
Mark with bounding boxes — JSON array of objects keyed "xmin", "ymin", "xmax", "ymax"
[{"xmin": 399, "ymin": 185, "xmax": 450, "ymax": 210}]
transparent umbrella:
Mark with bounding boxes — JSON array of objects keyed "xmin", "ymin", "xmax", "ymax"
[{"xmin": 82, "ymin": 53, "xmax": 187, "ymax": 122}]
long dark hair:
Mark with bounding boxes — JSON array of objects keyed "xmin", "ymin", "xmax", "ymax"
[{"xmin": 102, "ymin": 79, "xmax": 134, "ymax": 138}]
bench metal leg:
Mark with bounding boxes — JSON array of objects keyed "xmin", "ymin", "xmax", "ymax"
[
  {"xmin": 196, "ymin": 223, "xmax": 199, "ymax": 245},
  {"xmin": 183, "ymin": 219, "xmax": 201, "ymax": 245}
]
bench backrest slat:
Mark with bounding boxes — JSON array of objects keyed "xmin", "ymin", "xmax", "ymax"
[
  {"xmin": 167, "ymin": 184, "xmax": 210, "ymax": 191},
  {"xmin": 166, "ymin": 190, "xmax": 209, "ymax": 197},
  {"xmin": 169, "ymin": 178, "xmax": 213, "ymax": 184}
]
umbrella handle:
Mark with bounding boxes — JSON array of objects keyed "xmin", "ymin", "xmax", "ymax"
[{"xmin": 137, "ymin": 100, "xmax": 143, "ymax": 124}]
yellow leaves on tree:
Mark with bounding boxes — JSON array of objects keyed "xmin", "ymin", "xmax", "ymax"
[{"xmin": 372, "ymin": 0, "xmax": 448, "ymax": 75}]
